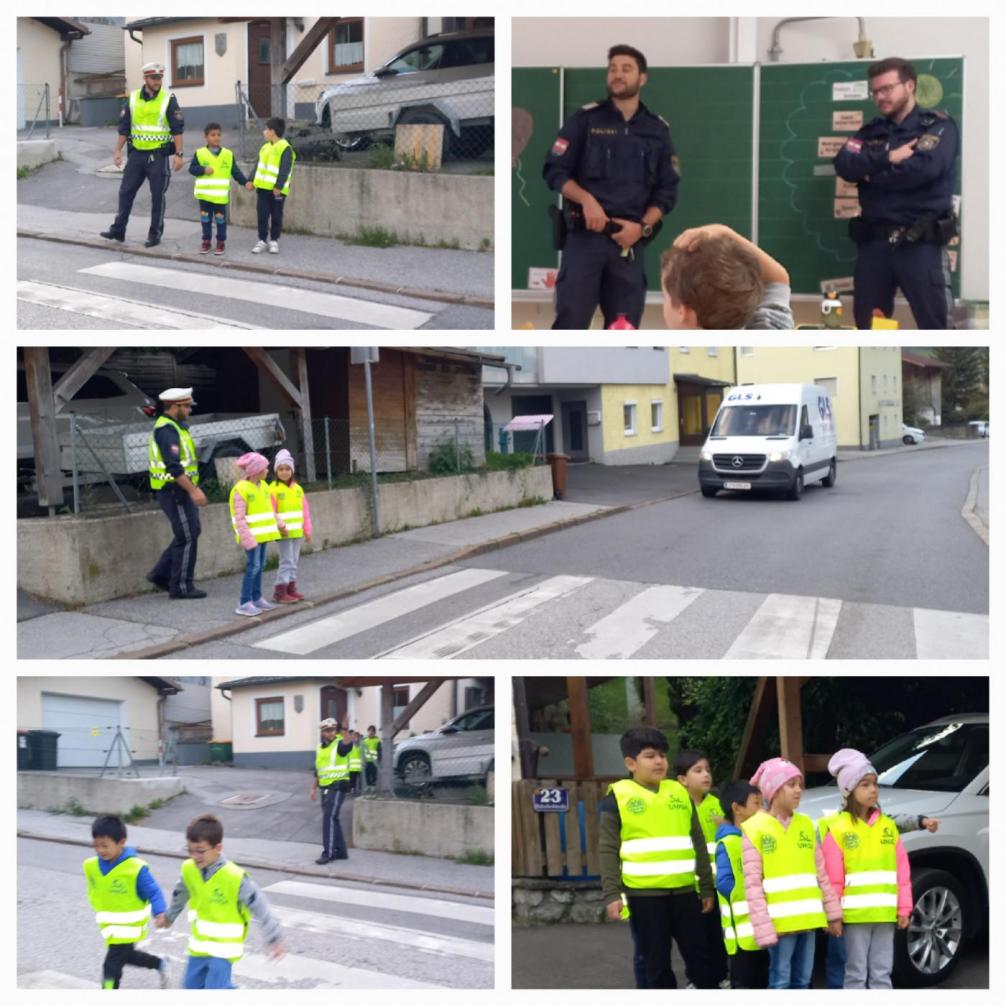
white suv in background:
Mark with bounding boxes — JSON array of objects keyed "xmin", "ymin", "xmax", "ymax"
[{"xmin": 394, "ymin": 705, "xmax": 494, "ymax": 785}]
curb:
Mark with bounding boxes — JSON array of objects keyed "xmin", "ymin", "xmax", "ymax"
[
  {"xmin": 961, "ymin": 465, "xmax": 989, "ymax": 546},
  {"xmin": 16, "ymin": 828, "xmax": 493, "ymax": 902},
  {"xmin": 16, "ymin": 229, "xmax": 494, "ymax": 308}
]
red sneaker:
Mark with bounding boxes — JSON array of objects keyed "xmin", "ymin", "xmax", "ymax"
[
  {"xmin": 214, "ymin": 241, "xmax": 225, "ymax": 256},
  {"xmin": 200, "ymin": 240, "xmax": 211, "ymax": 254},
  {"xmin": 287, "ymin": 581, "xmax": 305, "ymax": 601}
]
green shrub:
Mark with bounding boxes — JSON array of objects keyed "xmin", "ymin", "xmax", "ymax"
[
  {"xmin": 428, "ymin": 437, "xmax": 474, "ymax": 475},
  {"xmin": 485, "ymin": 451, "xmax": 533, "ymax": 471}
]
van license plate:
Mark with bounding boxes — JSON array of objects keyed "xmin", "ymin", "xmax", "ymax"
[{"xmin": 724, "ymin": 481, "xmax": 751, "ymax": 490}]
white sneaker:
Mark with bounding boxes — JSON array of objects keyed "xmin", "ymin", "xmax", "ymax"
[
  {"xmin": 252, "ymin": 240, "xmax": 267, "ymax": 254},
  {"xmin": 235, "ymin": 601, "xmax": 260, "ymax": 616},
  {"xmin": 253, "ymin": 597, "xmax": 277, "ymax": 611},
  {"xmin": 268, "ymin": 240, "xmax": 279, "ymax": 254}
]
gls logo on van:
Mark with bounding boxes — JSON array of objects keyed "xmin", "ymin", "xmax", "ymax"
[{"xmin": 726, "ymin": 392, "xmax": 759, "ymax": 402}]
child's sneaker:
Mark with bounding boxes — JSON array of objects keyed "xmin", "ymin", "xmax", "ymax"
[
  {"xmin": 253, "ymin": 597, "xmax": 277, "ymax": 611},
  {"xmin": 214, "ymin": 240, "xmax": 225, "ymax": 256},
  {"xmin": 252, "ymin": 240, "xmax": 267, "ymax": 254},
  {"xmin": 200, "ymin": 239, "xmax": 211, "ymax": 254},
  {"xmin": 268, "ymin": 240, "xmax": 279, "ymax": 254},
  {"xmin": 235, "ymin": 601, "xmax": 260, "ymax": 617},
  {"xmin": 158, "ymin": 958, "xmax": 171, "ymax": 989}
]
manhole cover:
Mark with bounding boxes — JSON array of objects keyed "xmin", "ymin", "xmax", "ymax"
[{"xmin": 220, "ymin": 792, "xmax": 272, "ymax": 807}]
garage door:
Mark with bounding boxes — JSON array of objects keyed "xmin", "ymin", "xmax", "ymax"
[{"xmin": 41, "ymin": 692, "xmax": 124, "ymax": 768}]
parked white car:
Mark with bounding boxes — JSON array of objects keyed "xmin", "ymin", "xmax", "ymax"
[
  {"xmin": 801, "ymin": 714, "xmax": 989, "ymax": 986},
  {"xmin": 902, "ymin": 424, "xmax": 927, "ymax": 445},
  {"xmin": 394, "ymin": 705, "xmax": 494, "ymax": 785}
]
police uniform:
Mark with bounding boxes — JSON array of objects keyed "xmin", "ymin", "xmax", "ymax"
[
  {"xmin": 315, "ymin": 720, "xmax": 353, "ymax": 863},
  {"xmin": 544, "ymin": 99, "xmax": 679, "ymax": 329},
  {"xmin": 147, "ymin": 388, "xmax": 205, "ymax": 599},
  {"xmin": 833, "ymin": 104, "xmax": 959, "ymax": 329},
  {"xmin": 103, "ymin": 63, "xmax": 184, "ymax": 247}
]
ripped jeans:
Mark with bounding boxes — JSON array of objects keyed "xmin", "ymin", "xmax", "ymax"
[{"xmin": 198, "ymin": 198, "xmax": 227, "ymax": 241}]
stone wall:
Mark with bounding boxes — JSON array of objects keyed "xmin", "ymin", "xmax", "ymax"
[
  {"xmin": 354, "ymin": 798, "xmax": 493, "ymax": 859},
  {"xmin": 17, "ymin": 772, "xmax": 185, "ymax": 815},
  {"xmin": 512, "ymin": 878, "xmax": 607, "ymax": 925}
]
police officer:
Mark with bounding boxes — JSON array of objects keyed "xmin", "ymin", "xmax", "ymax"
[
  {"xmin": 147, "ymin": 388, "xmax": 208, "ymax": 600},
  {"xmin": 101, "ymin": 62, "xmax": 185, "ymax": 248},
  {"xmin": 309, "ymin": 719, "xmax": 354, "ymax": 864},
  {"xmin": 544, "ymin": 45, "xmax": 679, "ymax": 329},
  {"xmin": 833, "ymin": 58, "xmax": 960, "ymax": 330}
]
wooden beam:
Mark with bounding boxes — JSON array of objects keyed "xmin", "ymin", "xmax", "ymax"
[
  {"xmin": 24, "ymin": 349, "xmax": 64, "ymax": 510},
  {"xmin": 512, "ymin": 676, "xmax": 535, "ymax": 780},
  {"xmin": 378, "ymin": 684, "xmax": 395, "ymax": 795},
  {"xmin": 777, "ymin": 676, "xmax": 805, "ymax": 771},
  {"xmin": 642, "ymin": 676, "xmax": 657, "ymax": 726},
  {"xmin": 270, "ymin": 19, "xmax": 287, "ymax": 119},
  {"xmin": 51, "ymin": 348, "xmax": 116, "ymax": 414},
  {"xmin": 391, "ymin": 679, "xmax": 445, "ymax": 736},
  {"xmin": 567, "ymin": 677, "xmax": 594, "ymax": 778},
  {"xmin": 292, "ymin": 349, "xmax": 316, "ymax": 482},
  {"xmin": 282, "ymin": 17, "xmax": 340, "ymax": 84},
  {"xmin": 733, "ymin": 676, "xmax": 776, "ymax": 778},
  {"xmin": 243, "ymin": 347, "xmax": 302, "ymax": 407}
]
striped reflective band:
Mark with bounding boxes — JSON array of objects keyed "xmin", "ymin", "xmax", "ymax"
[
  {"xmin": 195, "ymin": 178, "xmax": 231, "ymax": 191},
  {"xmin": 622, "ymin": 858, "xmax": 696, "ymax": 876},
  {"xmin": 187, "ymin": 938, "xmax": 245, "ymax": 958},
  {"xmin": 842, "ymin": 893, "xmax": 899, "ymax": 909},
  {"xmin": 101, "ymin": 924, "xmax": 147, "ymax": 939},
  {"xmin": 621, "ymin": 836, "xmax": 693, "ymax": 855},
  {"xmin": 762, "ymin": 873, "xmax": 819, "ymax": 894},
  {"xmin": 96, "ymin": 906, "xmax": 151, "ymax": 924},
  {"xmin": 845, "ymin": 870, "xmax": 897, "ymax": 887},
  {"xmin": 256, "ymin": 162, "xmax": 279, "ymax": 180},
  {"xmin": 195, "ymin": 918, "xmax": 246, "ymax": 939},
  {"xmin": 767, "ymin": 898, "xmax": 825, "ymax": 919},
  {"xmin": 720, "ymin": 900, "xmax": 749, "ymax": 917}
]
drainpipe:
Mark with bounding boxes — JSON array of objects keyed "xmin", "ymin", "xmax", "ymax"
[{"xmin": 768, "ymin": 17, "xmax": 872, "ymax": 62}]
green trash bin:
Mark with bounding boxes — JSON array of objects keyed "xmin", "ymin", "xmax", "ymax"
[
  {"xmin": 209, "ymin": 742, "xmax": 233, "ymax": 763},
  {"xmin": 26, "ymin": 729, "xmax": 60, "ymax": 770}
]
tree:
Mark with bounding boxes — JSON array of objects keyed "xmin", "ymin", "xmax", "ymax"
[{"xmin": 932, "ymin": 347, "xmax": 988, "ymax": 418}]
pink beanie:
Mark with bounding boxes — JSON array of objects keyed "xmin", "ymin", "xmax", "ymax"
[
  {"xmin": 274, "ymin": 448, "xmax": 295, "ymax": 472},
  {"xmin": 828, "ymin": 748, "xmax": 876, "ymax": 798},
  {"xmin": 750, "ymin": 757, "xmax": 803, "ymax": 805},
  {"xmin": 236, "ymin": 451, "xmax": 269, "ymax": 477}
]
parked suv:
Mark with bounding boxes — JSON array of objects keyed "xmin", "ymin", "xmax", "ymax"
[
  {"xmin": 801, "ymin": 714, "xmax": 989, "ymax": 986},
  {"xmin": 394, "ymin": 704, "xmax": 494, "ymax": 785},
  {"xmin": 315, "ymin": 30, "xmax": 494, "ymax": 158}
]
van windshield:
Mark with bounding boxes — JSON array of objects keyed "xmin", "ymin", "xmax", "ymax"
[{"xmin": 710, "ymin": 404, "xmax": 797, "ymax": 437}]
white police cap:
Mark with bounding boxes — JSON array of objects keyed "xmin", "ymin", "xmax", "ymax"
[
  {"xmin": 159, "ymin": 387, "xmax": 195, "ymax": 405},
  {"xmin": 142, "ymin": 62, "xmax": 166, "ymax": 75}
]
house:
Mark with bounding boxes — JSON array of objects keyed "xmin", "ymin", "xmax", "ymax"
[
  {"xmin": 16, "ymin": 17, "xmax": 90, "ymax": 129},
  {"xmin": 211, "ymin": 676, "xmax": 493, "ymax": 769},
  {"xmin": 902, "ymin": 350, "xmax": 952, "ymax": 427},
  {"xmin": 66, "ymin": 17, "xmax": 127, "ymax": 126}
]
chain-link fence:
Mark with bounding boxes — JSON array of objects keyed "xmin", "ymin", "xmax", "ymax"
[
  {"xmin": 17, "ymin": 83, "xmax": 51, "ymax": 140},
  {"xmin": 17, "ymin": 726, "xmax": 180, "ymax": 778}
]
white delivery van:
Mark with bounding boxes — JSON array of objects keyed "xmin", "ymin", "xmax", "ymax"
[{"xmin": 698, "ymin": 384, "xmax": 837, "ymax": 500}]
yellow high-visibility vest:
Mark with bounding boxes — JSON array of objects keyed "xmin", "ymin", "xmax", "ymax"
[
  {"xmin": 149, "ymin": 415, "xmax": 199, "ymax": 490},
  {"xmin": 194, "ymin": 146, "xmax": 235, "ymax": 205},
  {"xmin": 716, "ymin": 832, "xmax": 759, "ymax": 954},
  {"xmin": 83, "ymin": 855, "xmax": 152, "ymax": 945},
  {"xmin": 181, "ymin": 859, "xmax": 249, "ymax": 962},
  {"xmin": 229, "ymin": 479, "xmax": 281, "ymax": 545},
  {"xmin": 253, "ymin": 138, "xmax": 295, "ymax": 195},
  {"xmin": 271, "ymin": 481, "xmax": 305, "ymax": 539},
  {"xmin": 129, "ymin": 87, "xmax": 173, "ymax": 149},
  {"xmin": 316, "ymin": 741, "xmax": 350, "ymax": 786},
  {"xmin": 819, "ymin": 811, "xmax": 900, "ymax": 924}
]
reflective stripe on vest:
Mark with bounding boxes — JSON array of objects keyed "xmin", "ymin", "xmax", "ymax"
[
  {"xmin": 181, "ymin": 859, "xmax": 249, "ymax": 961},
  {"xmin": 610, "ymin": 778, "xmax": 696, "ymax": 890},
  {"xmin": 194, "ymin": 146, "xmax": 235, "ymax": 204},
  {"xmin": 363, "ymin": 736, "xmax": 380, "ymax": 762},
  {"xmin": 254, "ymin": 138, "xmax": 295, "ymax": 195},
  {"xmin": 271, "ymin": 481, "xmax": 305, "ymax": 539},
  {"xmin": 149, "ymin": 415, "xmax": 200, "ymax": 490},
  {"xmin": 741, "ymin": 811, "xmax": 826, "ymax": 934},
  {"xmin": 716, "ymin": 832, "xmax": 759, "ymax": 954},
  {"xmin": 83, "ymin": 855, "xmax": 152, "ymax": 945},
  {"xmin": 229, "ymin": 480, "xmax": 280, "ymax": 544},
  {"xmin": 821, "ymin": 812, "xmax": 900, "ymax": 923},
  {"xmin": 129, "ymin": 87, "xmax": 173, "ymax": 149},
  {"xmin": 316, "ymin": 742, "xmax": 350, "ymax": 785},
  {"xmin": 349, "ymin": 745, "xmax": 362, "ymax": 773}
]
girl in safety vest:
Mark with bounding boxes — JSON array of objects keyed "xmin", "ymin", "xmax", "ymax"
[
  {"xmin": 230, "ymin": 452, "xmax": 284, "ymax": 616},
  {"xmin": 741, "ymin": 757, "xmax": 842, "ymax": 989},
  {"xmin": 819, "ymin": 748, "xmax": 912, "ymax": 989},
  {"xmin": 269, "ymin": 448, "xmax": 312, "ymax": 604},
  {"xmin": 188, "ymin": 122, "xmax": 253, "ymax": 256}
]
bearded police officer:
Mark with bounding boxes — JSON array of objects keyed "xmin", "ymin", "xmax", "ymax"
[
  {"xmin": 309, "ymin": 720, "xmax": 354, "ymax": 864},
  {"xmin": 147, "ymin": 388, "xmax": 208, "ymax": 600},
  {"xmin": 833, "ymin": 58, "xmax": 960, "ymax": 329},
  {"xmin": 544, "ymin": 45, "xmax": 679, "ymax": 329},
  {"xmin": 101, "ymin": 62, "xmax": 185, "ymax": 248}
]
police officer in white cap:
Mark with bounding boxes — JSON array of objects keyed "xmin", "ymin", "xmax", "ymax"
[
  {"xmin": 101, "ymin": 62, "xmax": 185, "ymax": 248},
  {"xmin": 147, "ymin": 388, "xmax": 207, "ymax": 599}
]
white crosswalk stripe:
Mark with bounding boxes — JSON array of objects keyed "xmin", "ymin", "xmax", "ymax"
[
  {"xmin": 78, "ymin": 261, "xmax": 434, "ymax": 329},
  {"xmin": 912, "ymin": 608, "xmax": 990, "ymax": 659},
  {"xmin": 723, "ymin": 593, "xmax": 843, "ymax": 660},
  {"xmin": 234, "ymin": 952, "xmax": 442, "ymax": 988}
]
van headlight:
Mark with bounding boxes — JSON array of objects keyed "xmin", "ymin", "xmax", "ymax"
[
  {"xmin": 768, "ymin": 450, "xmax": 790, "ymax": 462},
  {"xmin": 700, "ymin": 449, "xmax": 713, "ymax": 461}
]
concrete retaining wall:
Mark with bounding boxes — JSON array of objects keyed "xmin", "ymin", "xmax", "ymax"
[
  {"xmin": 228, "ymin": 164, "xmax": 493, "ymax": 252},
  {"xmin": 512, "ymin": 878, "xmax": 607, "ymax": 925},
  {"xmin": 18, "ymin": 772, "xmax": 185, "ymax": 815},
  {"xmin": 17, "ymin": 465, "xmax": 553, "ymax": 604},
  {"xmin": 18, "ymin": 140, "xmax": 58, "ymax": 170},
  {"xmin": 353, "ymin": 798, "xmax": 493, "ymax": 858}
]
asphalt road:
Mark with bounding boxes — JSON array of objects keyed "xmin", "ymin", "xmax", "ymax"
[
  {"xmin": 18, "ymin": 838, "xmax": 493, "ymax": 989},
  {"xmin": 174, "ymin": 444, "xmax": 988, "ymax": 660}
]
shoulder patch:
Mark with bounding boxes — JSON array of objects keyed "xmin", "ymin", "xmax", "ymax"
[
  {"xmin": 844, "ymin": 138, "xmax": 864, "ymax": 154},
  {"xmin": 581, "ymin": 102, "xmax": 599, "ymax": 111},
  {"xmin": 934, "ymin": 109, "xmax": 949, "ymax": 119},
  {"xmin": 916, "ymin": 132, "xmax": 941, "ymax": 152}
]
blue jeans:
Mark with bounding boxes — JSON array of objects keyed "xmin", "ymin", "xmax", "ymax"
[
  {"xmin": 184, "ymin": 955, "xmax": 235, "ymax": 989},
  {"xmin": 240, "ymin": 543, "xmax": 267, "ymax": 604},
  {"xmin": 825, "ymin": 931, "xmax": 847, "ymax": 989},
  {"xmin": 199, "ymin": 199, "xmax": 227, "ymax": 241},
  {"xmin": 767, "ymin": 931, "xmax": 815, "ymax": 989}
]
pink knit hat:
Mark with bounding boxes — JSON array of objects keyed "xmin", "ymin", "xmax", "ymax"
[
  {"xmin": 750, "ymin": 757, "xmax": 803, "ymax": 805},
  {"xmin": 828, "ymin": 748, "xmax": 876, "ymax": 798},
  {"xmin": 274, "ymin": 448, "xmax": 295, "ymax": 472},
  {"xmin": 236, "ymin": 451, "xmax": 269, "ymax": 477}
]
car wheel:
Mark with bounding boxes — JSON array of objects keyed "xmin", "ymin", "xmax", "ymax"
[
  {"xmin": 700, "ymin": 486, "xmax": 719, "ymax": 498},
  {"xmin": 894, "ymin": 868, "xmax": 967, "ymax": 987},
  {"xmin": 903, "ymin": 434, "xmax": 915, "ymax": 445},
  {"xmin": 332, "ymin": 132, "xmax": 370, "ymax": 152},
  {"xmin": 786, "ymin": 470, "xmax": 804, "ymax": 500},
  {"xmin": 399, "ymin": 752, "xmax": 432, "ymax": 786},
  {"xmin": 821, "ymin": 459, "xmax": 837, "ymax": 487}
]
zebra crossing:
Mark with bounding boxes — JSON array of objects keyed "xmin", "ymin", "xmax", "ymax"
[{"xmin": 246, "ymin": 566, "xmax": 989, "ymax": 660}]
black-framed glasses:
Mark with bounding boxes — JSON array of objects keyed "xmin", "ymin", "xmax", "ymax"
[{"xmin": 870, "ymin": 82, "xmax": 903, "ymax": 99}]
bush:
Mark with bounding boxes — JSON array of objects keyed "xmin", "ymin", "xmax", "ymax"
[
  {"xmin": 428, "ymin": 437, "xmax": 474, "ymax": 475},
  {"xmin": 485, "ymin": 451, "xmax": 534, "ymax": 471}
]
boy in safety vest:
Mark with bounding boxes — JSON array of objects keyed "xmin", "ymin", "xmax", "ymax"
[
  {"xmin": 348, "ymin": 730, "xmax": 364, "ymax": 794},
  {"xmin": 818, "ymin": 748, "xmax": 912, "ymax": 988},
  {"xmin": 363, "ymin": 725, "xmax": 382, "ymax": 795},
  {"xmin": 230, "ymin": 452, "xmax": 284, "ymax": 617},
  {"xmin": 269, "ymin": 448, "xmax": 312, "ymax": 604},
  {"xmin": 162, "ymin": 814, "xmax": 284, "ymax": 988},
  {"xmin": 83, "ymin": 815, "xmax": 169, "ymax": 989},
  {"xmin": 598, "ymin": 726, "xmax": 718, "ymax": 989},
  {"xmin": 188, "ymin": 122, "xmax": 253, "ymax": 255},
  {"xmin": 251, "ymin": 117, "xmax": 296, "ymax": 255},
  {"xmin": 741, "ymin": 758, "xmax": 842, "ymax": 988},
  {"xmin": 674, "ymin": 749, "xmax": 729, "ymax": 988},
  {"xmin": 713, "ymin": 780, "xmax": 769, "ymax": 988}
]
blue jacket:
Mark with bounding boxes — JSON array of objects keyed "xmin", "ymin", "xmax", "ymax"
[
  {"xmin": 714, "ymin": 821, "xmax": 742, "ymax": 900},
  {"xmin": 97, "ymin": 844, "xmax": 167, "ymax": 916}
]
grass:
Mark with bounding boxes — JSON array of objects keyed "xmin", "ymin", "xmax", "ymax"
[
  {"xmin": 338, "ymin": 226, "xmax": 400, "ymax": 248},
  {"xmin": 53, "ymin": 794, "xmax": 174, "ymax": 820},
  {"xmin": 454, "ymin": 849, "xmax": 494, "ymax": 866},
  {"xmin": 122, "ymin": 804, "xmax": 150, "ymax": 824}
]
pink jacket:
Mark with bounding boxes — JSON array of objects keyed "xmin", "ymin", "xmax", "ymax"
[
  {"xmin": 742, "ymin": 812, "xmax": 843, "ymax": 948},
  {"xmin": 821, "ymin": 810, "xmax": 913, "ymax": 919},
  {"xmin": 232, "ymin": 483, "xmax": 285, "ymax": 551}
]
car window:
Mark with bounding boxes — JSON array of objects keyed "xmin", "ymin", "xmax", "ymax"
[
  {"xmin": 871, "ymin": 722, "xmax": 989, "ymax": 792},
  {"xmin": 452, "ymin": 710, "xmax": 493, "ymax": 731},
  {"xmin": 441, "ymin": 37, "xmax": 494, "ymax": 68},
  {"xmin": 387, "ymin": 43, "xmax": 445, "ymax": 73},
  {"xmin": 711, "ymin": 404, "xmax": 796, "ymax": 437}
]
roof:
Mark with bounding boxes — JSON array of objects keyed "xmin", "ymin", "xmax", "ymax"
[
  {"xmin": 673, "ymin": 373, "xmax": 733, "ymax": 387},
  {"xmin": 902, "ymin": 350, "xmax": 951, "ymax": 370},
  {"xmin": 34, "ymin": 18, "xmax": 91, "ymax": 38},
  {"xmin": 217, "ymin": 677, "xmax": 458, "ymax": 690},
  {"xmin": 140, "ymin": 677, "xmax": 182, "ymax": 695},
  {"xmin": 400, "ymin": 348, "xmax": 507, "ymax": 367},
  {"xmin": 123, "ymin": 17, "xmax": 195, "ymax": 30}
]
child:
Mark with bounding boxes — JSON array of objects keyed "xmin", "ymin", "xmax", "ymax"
[
  {"xmin": 348, "ymin": 730, "xmax": 364, "ymax": 794},
  {"xmin": 229, "ymin": 451, "xmax": 284, "ymax": 616},
  {"xmin": 598, "ymin": 726, "xmax": 717, "ymax": 989},
  {"xmin": 363, "ymin": 725, "xmax": 382, "ymax": 794},
  {"xmin": 741, "ymin": 757, "xmax": 842, "ymax": 989},
  {"xmin": 674, "ymin": 749, "xmax": 729, "ymax": 988},
  {"xmin": 189, "ymin": 122, "xmax": 253, "ymax": 255},
  {"xmin": 819, "ymin": 749, "xmax": 912, "ymax": 988},
  {"xmin": 270, "ymin": 447, "xmax": 312, "ymax": 604},
  {"xmin": 162, "ymin": 814, "xmax": 284, "ymax": 988},
  {"xmin": 83, "ymin": 815, "xmax": 169, "ymax": 989},
  {"xmin": 714, "ymin": 780, "xmax": 769, "ymax": 989},
  {"xmin": 251, "ymin": 117, "xmax": 296, "ymax": 255},
  {"xmin": 661, "ymin": 223, "xmax": 794, "ymax": 329}
]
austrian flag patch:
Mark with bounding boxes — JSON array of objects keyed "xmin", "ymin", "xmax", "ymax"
[
  {"xmin": 551, "ymin": 137, "xmax": 570, "ymax": 157},
  {"xmin": 844, "ymin": 138, "xmax": 863, "ymax": 154}
]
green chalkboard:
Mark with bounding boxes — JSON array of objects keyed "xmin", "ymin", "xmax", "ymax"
[{"xmin": 758, "ymin": 58, "xmax": 964, "ymax": 296}]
